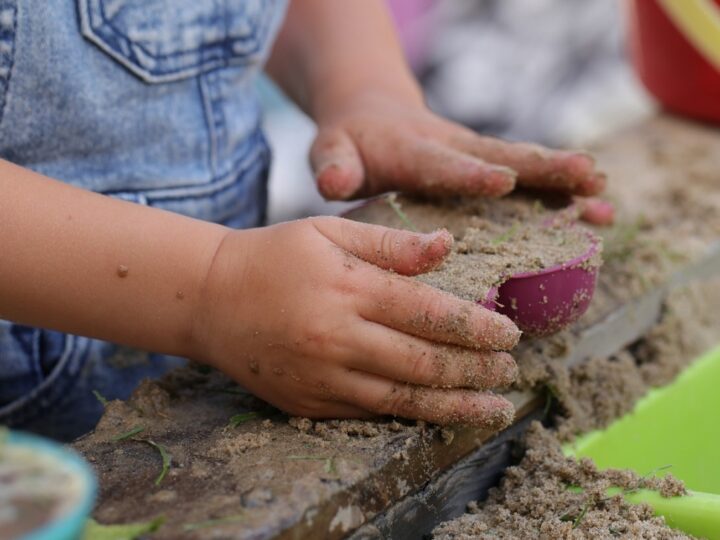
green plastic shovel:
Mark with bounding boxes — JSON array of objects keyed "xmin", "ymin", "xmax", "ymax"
[{"xmin": 565, "ymin": 344, "xmax": 720, "ymax": 539}]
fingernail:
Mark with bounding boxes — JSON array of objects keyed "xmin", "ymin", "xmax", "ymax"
[
  {"xmin": 571, "ymin": 149, "xmax": 596, "ymax": 166},
  {"xmin": 490, "ymin": 352, "xmax": 519, "ymax": 387},
  {"xmin": 316, "ymin": 162, "xmax": 341, "ymax": 181},
  {"xmin": 577, "ymin": 171, "xmax": 607, "ymax": 197},
  {"xmin": 416, "ymin": 230, "xmax": 453, "ymax": 272},
  {"xmin": 317, "ymin": 163, "xmax": 359, "ymax": 200},
  {"xmin": 482, "ymin": 311, "xmax": 522, "ymax": 350},
  {"xmin": 592, "ymin": 171, "xmax": 607, "ymax": 190},
  {"xmin": 419, "ymin": 229, "xmax": 452, "ymax": 252},
  {"xmin": 473, "ymin": 394, "xmax": 515, "ymax": 430},
  {"xmin": 487, "ymin": 396, "xmax": 515, "ymax": 430},
  {"xmin": 486, "ymin": 166, "xmax": 517, "ymax": 197},
  {"xmin": 557, "ymin": 150, "xmax": 596, "ymax": 171},
  {"xmin": 426, "ymin": 228, "xmax": 453, "ymax": 250}
]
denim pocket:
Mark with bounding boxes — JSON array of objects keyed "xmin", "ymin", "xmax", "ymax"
[
  {"xmin": 78, "ymin": 0, "xmax": 282, "ymax": 83},
  {"xmin": 0, "ymin": 322, "xmax": 87, "ymax": 429},
  {"xmin": 0, "ymin": 0, "xmax": 17, "ymax": 124}
]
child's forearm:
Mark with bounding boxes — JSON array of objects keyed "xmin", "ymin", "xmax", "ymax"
[
  {"xmin": 0, "ymin": 159, "xmax": 228, "ymax": 357},
  {"xmin": 266, "ymin": 0, "xmax": 423, "ymax": 121},
  {"xmin": 265, "ymin": 0, "xmax": 610, "ymax": 217},
  {"xmin": 0, "ymin": 162, "xmax": 524, "ymax": 427}
]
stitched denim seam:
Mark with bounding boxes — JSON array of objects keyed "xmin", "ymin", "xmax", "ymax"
[
  {"xmin": 0, "ymin": 0, "xmax": 18, "ymax": 127},
  {"xmin": 219, "ymin": 126, "xmax": 269, "ymax": 182},
  {"xmin": 30, "ymin": 328, "xmax": 42, "ymax": 383},
  {"xmin": 198, "ymin": 76, "xmax": 218, "ymax": 179},
  {"xmin": 144, "ymin": 147, "xmax": 268, "ymax": 205},
  {"xmin": 100, "ymin": 129, "xmax": 267, "ymax": 200},
  {"xmin": 82, "ymin": 32, "xmax": 238, "ymax": 83},
  {"xmin": 0, "ymin": 335, "xmax": 88, "ymax": 427},
  {"xmin": 205, "ymin": 71, "xmax": 227, "ymax": 178},
  {"xmin": 102, "ymin": 22, "xmax": 255, "ymax": 63},
  {"xmin": 81, "ymin": 0, "xmax": 270, "ymax": 80},
  {"xmin": 99, "ymin": 9, "xmax": 264, "ymax": 61},
  {"xmin": 78, "ymin": 2, "xmax": 238, "ymax": 83},
  {"xmin": 145, "ymin": 142, "xmax": 267, "ymax": 202},
  {"xmin": 93, "ymin": 0, "xmax": 262, "ymax": 61}
]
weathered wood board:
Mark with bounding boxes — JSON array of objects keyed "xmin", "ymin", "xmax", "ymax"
[
  {"xmin": 74, "ymin": 115, "xmax": 720, "ymax": 539},
  {"xmin": 350, "ymin": 114, "xmax": 720, "ymax": 538}
]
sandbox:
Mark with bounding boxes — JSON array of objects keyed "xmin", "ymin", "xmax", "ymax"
[{"xmin": 45, "ymin": 115, "xmax": 720, "ymax": 539}]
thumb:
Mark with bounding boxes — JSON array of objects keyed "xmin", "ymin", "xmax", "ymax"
[
  {"xmin": 310, "ymin": 128, "xmax": 365, "ymax": 200},
  {"xmin": 313, "ymin": 217, "xmax": 453, "ymax": 276}
]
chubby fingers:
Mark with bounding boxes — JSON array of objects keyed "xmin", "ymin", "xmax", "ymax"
[
  {"xmin": 311, "ymin": 128, "xmax": 366, "ymax": 200},
  {"xmin": 349, "ymin": 321, "xmax": 518, "ymax": 390},
  {"xmin": 451, "ymin": 129, "xmax": 606, "ymax": 197},
  {"xmin": 312, "ymin": 216, "xmax": 453, "ymax": 276},
  {"xmin": 358, "ymin": 273, "xmax": 521, "ymax": 351},
  {"xmin": 333, "ymin": 371, "xmax": 515, "ymax": 429},
  {"xmin": 312, "ymin": 127, "xmax": 518, "ymax": 200},
  {"xmin": 385, "ymin": 139, "xmax": 516, "ymax": 198}
]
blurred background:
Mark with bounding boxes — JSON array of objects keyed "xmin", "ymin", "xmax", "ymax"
[{"xmin": 263, "ymin": 0, "xmax": 656, "ymax": 224}]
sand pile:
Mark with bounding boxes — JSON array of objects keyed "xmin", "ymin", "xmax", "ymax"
[
  {"xmin": 433, "ymin": 278, "xmax": 720, "ymax": 539},
  {"xmin": 345, "ymin": 194, "xmax": 600, "ymax": 302},
  {"xmin": 432, "ymin": 423, "xmax": 688, "ymax": 540}
]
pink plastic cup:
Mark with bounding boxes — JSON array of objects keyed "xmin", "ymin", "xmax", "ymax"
[{"xmin": 482, "ymin": 232, "xmax": 600, "ymax": 336}]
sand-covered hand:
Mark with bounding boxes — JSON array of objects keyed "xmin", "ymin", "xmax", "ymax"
[
  {"xmin": 310, "ymin": 92, "xmax": 613, "ymax": 225},
  {"xmin": 191, "ymin": 217, "xmax": 520, "ymax": 429}
]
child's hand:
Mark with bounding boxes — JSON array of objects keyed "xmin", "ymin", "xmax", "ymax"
[
  {"xmin": 310, "ymin": 92, "xmax": 613, "ymax": 225},
  {"xmin": 192, "ymin": 217, "xmax": 520, "ymax": 428}
]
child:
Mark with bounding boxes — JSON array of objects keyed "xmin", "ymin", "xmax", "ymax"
[{"xmin": 0, "ymin": 0, "xmax": 609, "ymax": 440}]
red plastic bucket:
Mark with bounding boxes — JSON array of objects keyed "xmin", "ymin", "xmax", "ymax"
[{"xmin": 627, "ymin": 0, "xmax": 720, "ymax": 123}]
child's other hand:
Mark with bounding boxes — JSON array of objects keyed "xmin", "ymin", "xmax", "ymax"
[
  {"xmin": 310, "ymin": 93, "xmax": 613, "ymax": 225},
  {"xmin": 192, "ymin": 217, "xmax": 520, "ymax": 428}
]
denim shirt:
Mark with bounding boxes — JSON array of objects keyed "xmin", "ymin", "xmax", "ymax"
[{"xmin": 0, "ymin": 0, "xmax": 287, "ymax": 439}]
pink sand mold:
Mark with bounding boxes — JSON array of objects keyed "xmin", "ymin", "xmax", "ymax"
[
  {"xmin": 343, "ymin": 199, "xmax": 600, "ymax": 336},
  {"xmin": 483, "ymin": 231, "xmax": 600, "ymax": 336},
  {"xmin": 479, "ymin": 286, "xmax": 500, "ymax": 311}
]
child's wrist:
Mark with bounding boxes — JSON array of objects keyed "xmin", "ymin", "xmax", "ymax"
[{"xmin": 184, "ymin": 227, "xmax": 252, "ymax": 366}]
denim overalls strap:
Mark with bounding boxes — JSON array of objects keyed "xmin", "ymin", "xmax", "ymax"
[{"xmin": 0, "ymin": 0, "xmax": 288, "ymax": 440}]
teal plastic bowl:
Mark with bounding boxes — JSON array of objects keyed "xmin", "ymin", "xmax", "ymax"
[{"xmin": 2, "ymin": 431, "xmax": 96, "ymax": 540}]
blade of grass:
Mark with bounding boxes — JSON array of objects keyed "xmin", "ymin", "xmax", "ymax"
[
  {"xmin": 142, "ymin": 440, "xmax": 171, "ymax": 486},
  {"xmin": 92, "ymin": 390, "xmax": 109, "ymax": 408},
  {"xmin": 492, "ymin": 222, "xmax": 520, "ymax": 245},
  {"xmin": 559, "ymin": 500, "xmax": 591, "ymax": 529},
  {"xmin": 288, "ymin": 455, "xmax": 338, "ymax": 475},
  {"xmin": 228, "ymin": 411, "xmax": 260, "ymax": 427},
  {"xmin": 287, "ymin": 455, "xmax": 327, "ymax": 460},
  {"xmin": 83, "ymin": 516, "xmax": 164, "ymax": 540},
  {"xmin": 572, "ymin": 501, "xmax": 590, "ymax": 529},
  {"xmin": 182, "ymin": 514, "xmax": 245, "ymax": 532},
  {"xmin": 386, "ymin": 194, "xmax": 418, "ymax": 232},
  {"xmin": 543, "ymin": 383, "xmax": 560, "ymax": 418},
  {"xmin": 112, "ymin": 425, "xmax": 145, "ymax": 442},
  {"xmin": 642, "ymin": 464, "xmax": 673, "ymax": 479},
  {"xmin": 543, "ymin": 392, "xmax": 553, "ymax": 418}
]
